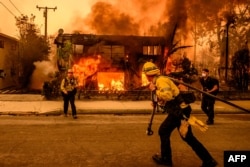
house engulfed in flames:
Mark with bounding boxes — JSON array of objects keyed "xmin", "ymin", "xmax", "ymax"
[{"xmin": 53, "ymin": 30, "xmax": 167, "ymax": 98}]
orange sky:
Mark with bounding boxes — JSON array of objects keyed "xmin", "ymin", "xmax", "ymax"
[
  {"xmin": 0, "ymin": 0, "xmax": 167, "ymax": 38},
  {"xmin": 0, "ymin": 0, "xmax": 98, "ymax": 37}
]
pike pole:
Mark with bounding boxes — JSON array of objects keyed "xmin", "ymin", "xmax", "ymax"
[{"xmin": 167, "ymin": 76, "xmax": 250, "ymax": 113}]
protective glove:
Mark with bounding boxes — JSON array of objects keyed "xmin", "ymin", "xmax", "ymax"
[
  {"xmin": 187, "ymin": 116, "xmax": 208, "ymax": 132},
  {"xmin": 178, "ymin": 105, "xmax": 191, "ymax": 138}
]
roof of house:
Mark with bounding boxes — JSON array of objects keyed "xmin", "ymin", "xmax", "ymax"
[{"xmin": 0, "ymin": 33, "xmax": 19, "ymax": 42}]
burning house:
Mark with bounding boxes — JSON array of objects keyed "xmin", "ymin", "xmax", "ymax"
[{"xmin": 51, "ymin": 30, "xmax": 167, "ymax": 99}]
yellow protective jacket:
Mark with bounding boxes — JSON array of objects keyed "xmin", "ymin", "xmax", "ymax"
[{"xmin": 153, "ymin": 75, "xmax": 180, "ymax": 102}]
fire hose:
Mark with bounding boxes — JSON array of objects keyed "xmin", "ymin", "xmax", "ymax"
[{"xmin": 146, "ymin": 76, "xmax": 249, "ymax": 136}]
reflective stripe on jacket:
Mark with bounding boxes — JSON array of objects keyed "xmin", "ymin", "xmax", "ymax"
[{"xmin": 153, "ymin": 75, "xmax": 180, "ymax": 101}]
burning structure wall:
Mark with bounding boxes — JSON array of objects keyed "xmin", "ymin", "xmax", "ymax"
[{"xmin": 54, "ymin": 32, "xmax": 166, "ymax": 92}]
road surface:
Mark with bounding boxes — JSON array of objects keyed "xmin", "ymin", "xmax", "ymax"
[{"xmin": 0, "ymin": 114, "xmax": 249, "ymax": 167}]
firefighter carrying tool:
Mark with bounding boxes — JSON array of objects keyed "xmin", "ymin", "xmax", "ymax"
[{"xmin": 142, "ymin": 61, "xmax": 217, "ymax": 167}]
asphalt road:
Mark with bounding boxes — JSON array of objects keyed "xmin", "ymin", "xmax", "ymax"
[{"xmin": 0, "ymin": 114, "xmax": 250, "ymax": 167}]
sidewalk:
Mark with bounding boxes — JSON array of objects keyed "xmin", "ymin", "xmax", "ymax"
[{"xmin": 0, "ymin": 94, "xmax": 249, "ymax": 115}]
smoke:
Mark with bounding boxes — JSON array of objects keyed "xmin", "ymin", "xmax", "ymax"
[
  {"xmin": 29, "ymin": 45, "xmax": 58, "ymax": 90},
  {"xmin": 85, "ymin": 2, "xmax": 139, "ymax": 35},
  {"xmin": 68, "ymin": 0, "xmax": 229, "ymax": 37},
  {"xmin": 70, "ymin": 0, "xmax": 167, "ymax": 35},
  {"xmin": 67, "ymin": 0, "xmax": 216, "ymax": 35},
  {"xmin": 29, "ymin": 61, "xmax": 57, "ymax": 90}
]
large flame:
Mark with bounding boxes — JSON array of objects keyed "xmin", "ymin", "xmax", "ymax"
[
  {"xmin": 72, "ymin": 55, "xmax": 101, "ymax": 86},
  {"xmin": 97, "ymin": 72, "xmax": 124, "ymax": 92},
  {"xmin": 71, "ymin": 55, "xmax": 124, "ymax": 91}
]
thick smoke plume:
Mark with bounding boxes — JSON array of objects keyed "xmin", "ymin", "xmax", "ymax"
[
  {"xmin": 85, "ymin": 2, "xmax": 140, "ymax": 35},
  {"xmin": 29, "ymin": 45, "xmax": 58, "ymax": 90},
  {"xmin": 69, "ymin": 0, "xmax": 235, "ymax": 37}
]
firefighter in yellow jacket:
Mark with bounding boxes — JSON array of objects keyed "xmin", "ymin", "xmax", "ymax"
[
  {"xmin": 142, "ymin": 62, "xmax": 217, "ymax": 167},
  {"xmin": 60, "ymin": 69, "xmax": 78, "ymax": 119}
]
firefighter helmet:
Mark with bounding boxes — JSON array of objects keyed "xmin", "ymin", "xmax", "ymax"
[{"xmin": 142, "ymin": 62, "xmax": 160, "ymax": 76}]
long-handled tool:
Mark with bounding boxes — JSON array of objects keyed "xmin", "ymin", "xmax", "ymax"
[
  {"xmin": 146, "ymin": 90, "xmax": 158, "ymax": 136},
  {"xmin": 167, "ymin": 76, "xmax": 249, "ymax": 113}
]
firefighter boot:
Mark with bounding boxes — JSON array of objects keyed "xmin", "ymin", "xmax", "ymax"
[{"xmin": 152, "ymin": 153, "xmax": 172, "ymax": 167}]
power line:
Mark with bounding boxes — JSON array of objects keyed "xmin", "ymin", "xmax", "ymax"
[
  {"xmin": 9, "ymin": 0, "xmax": 22, "ymax": 15},
  {"xmin": 0, "ymin": 1, "xmax": 17, "ymax": 18}
]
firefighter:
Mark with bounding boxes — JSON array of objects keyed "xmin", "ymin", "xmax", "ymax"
[
  {"xmin": 142, "ymin": 62, "xmax": 217, "ymax": 167},
  {"xmin": 60, "ymin": 69, "xmax": 78, "ymax": 119}
]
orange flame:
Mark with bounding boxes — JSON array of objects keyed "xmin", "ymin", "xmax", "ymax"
[
  {"xmin": 71, "ymin": 55, "xmax": 124, "ymax": 91},
  {"xmin": 72, "ymin": 55, "xmax": 101, "ymax": 86},
  {"xmin": 97, "ymin": 72, "xmax": 124, "ymax": 92}
]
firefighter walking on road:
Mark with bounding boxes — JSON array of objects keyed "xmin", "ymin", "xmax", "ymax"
[
  {"xmin": 142, "ymin": 62, "xmax": 217, "ymax": 167},
  {"xmin": 60, "ymin": 69, "xmax": 78, "ymax": 119}
]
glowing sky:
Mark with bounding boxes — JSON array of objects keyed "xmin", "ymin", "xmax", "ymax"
[
  {"xmin": 1, "ymin": 0, "xmax": 169, "ymax": 38},
  {"xmin": 0, "ymin": 0, "xmax": 97, "ymax": 37}
]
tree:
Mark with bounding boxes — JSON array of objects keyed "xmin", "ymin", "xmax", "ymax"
[
  {"xmin": 187, "ymin": 0, "xmax": 249, "ymax": 81},
  {"xmin": 15, "ymin": 14, "xmax": 49, "ymax": 88}
]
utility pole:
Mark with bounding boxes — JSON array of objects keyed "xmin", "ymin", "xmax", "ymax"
[
  {"xmin": 224, "ymin": 13, "xmax": 235, "ymax": 82},
  {"xmin": 36, "ymin": 5, "xmax": 57, "ymax": 40}
]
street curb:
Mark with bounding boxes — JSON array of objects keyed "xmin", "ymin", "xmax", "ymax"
[{"xmin": 0, "ymin": 108, "xmax": 246, "ymax": 116}]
